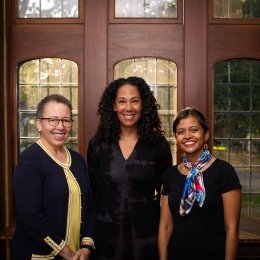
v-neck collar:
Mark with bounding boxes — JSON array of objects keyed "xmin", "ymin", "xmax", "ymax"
[{"xmin": 115, "ymin": 140, "xmax": 139, "ymax": 161}]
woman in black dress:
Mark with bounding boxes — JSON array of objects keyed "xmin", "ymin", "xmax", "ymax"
[
  {"xmin": 158, "ymin": 107, "xmax": 242, "ymax": 260},
  {"xmin": 87, "ymin": 76, "xmax": 172, "ymax": 260}
]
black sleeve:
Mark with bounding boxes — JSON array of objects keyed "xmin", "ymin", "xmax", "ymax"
[
  {"xmin": 219, "ymin": 160, "xmax": 242, "ymax": 194},
  {"xmin": 155, "ymin": 138, "xmax": 173, "ymax": 194}
]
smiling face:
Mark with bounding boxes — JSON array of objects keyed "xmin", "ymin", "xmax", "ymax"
[
  {"xmin": 36, "ymin": 101, "xmax": 72, "ymax": 151},
  {"xmin": 175, "ymin": 115, "xmax": 209, "ymax": 161},
  {"xmin": 113, "ymin": 84, "xmax": 142, "ymax": 131}
]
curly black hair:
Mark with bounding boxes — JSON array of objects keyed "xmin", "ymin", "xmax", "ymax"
[{"xmin": 94, "ymin": 76, "xmax": 165, "ymax": 144}]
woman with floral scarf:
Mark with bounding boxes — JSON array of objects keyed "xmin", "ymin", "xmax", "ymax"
[{"xmin": 158, "ymin": 107, "xmax": 242, "ymax": 260}]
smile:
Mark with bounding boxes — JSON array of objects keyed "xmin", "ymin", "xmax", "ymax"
[
  {"xmin": 184, "ymin": 141, "xmax": 196, "ymax": 145},
  {"xmin": 123, "ymin": 114, "xmax": 135, "ymax": 120}
]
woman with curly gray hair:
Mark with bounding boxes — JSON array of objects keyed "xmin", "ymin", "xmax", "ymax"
[{"xmin": 87, "ymin": 76, "xmax": 172, "ymax": 260}]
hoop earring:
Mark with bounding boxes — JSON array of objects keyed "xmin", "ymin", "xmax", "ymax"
[{"xmin": 204, "ymin": 143, "xmax": 208, "ymax": 150}]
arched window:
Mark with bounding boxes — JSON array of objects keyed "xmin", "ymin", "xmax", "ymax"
[
  {"xmin": 18, "ymin": 58, "xmax": 78, "ymax": 153},
  {"xmin": 114, "ymin": 57, "xmax": 178, "ymax": 163},
  {"xmin": 214, "ymin": 58, "xmax": 260, "ymax": 217}
]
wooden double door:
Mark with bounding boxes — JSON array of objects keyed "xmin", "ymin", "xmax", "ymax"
[{"xmin": 0, "ymin": 0, "xmax": 260, "ymax": 258}]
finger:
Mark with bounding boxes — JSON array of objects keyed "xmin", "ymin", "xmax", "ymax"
[{"xmin": 72, "ymin": 252, "xmax": 80, "ymax": 260}]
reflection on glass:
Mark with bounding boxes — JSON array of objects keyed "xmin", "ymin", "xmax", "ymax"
[
  {"xmin": 20, "ymin": 139, "xmax": 37, "ymax": 153},
  {"xmin": 251, "ymin": 141, "xmax": 260, "ymax": 163},
  {"xmin": 70, "ymin": 115, "xmax": 78, "ymax": 138},
  {"xmin": 241, "ymin": 191, "xmax": 249, "ymax": 215},
  {"xmin": 252, "ymin": 60, "xmax": 260, "ymax": 82},
  {"xmin": 62, "ymin": 86, "xmax": 78, "ymax": 111},
  {"xmin": 157, "ymin": 59, "xmax": 176, "ymax": 84},
  {"xmin": 230, "ymin": 60, "xmax": 251, "ymax": 83},
  {"xmin": 19, "ymin": 60, "xmax": 40, "ymax": 84},
  {"xmin": 237, "ymin": 168, "xmax": 250, "ymax": 192},
  {"xmin": 19, "ymin": 85, "xmax": 41, "ymax": 109},
  {"xmin": 41, "ymin": 0, "xmax": 62, "ymax": 17},
  {"xmin": 214, "ymin": 61, "xmax": 229, "ymax": 83},
  {"xmin": 250, "ymin": 195, "xmax": 260, "ymax": 216},
  {"xmin": 66, "ymin": 138, "xmax": 78, "ymax": 151},
  {"xmin": 214, "ymin": 84, "xmax": 229, "ymax": 111},
  {"xmin": 252, "ymin": 114, "xmax": 260, "ymax": 138},
  {"xmin": 62, "ymin": 60, "xmax": 78, "ymax": 84},
  {"xmin": 156, "ymin": 86, "xmax": 173, "ymax": 110},
  {"xmin": 40, "ymin": 59, "xmax": 61, "ymax": 84},
  {"xmin": 19, "ymin": 112, "xmax": 38, "ymax": 137},
  {"xmin": 115, "ymin": 0, "xmax": 177, "ymax": 18},
  {"xmin": 251, "ymin": 169, "xmax": 260, "ymax": 216},
  {"xmin": 252, "ymin": 85, "xmax": 260, "ymax": 110},
  {"xmin": 252, "ymin": 169, "xmax": 260, "ymax": 193},
  {"xmin": 214, "ymin": 58, "xmax": 260, "ymax": 217},
  {"xmin": 230, "ymin": 85, "xmax": 250, "ymax": 110},
  {"xmin": 229, "ymin": 113, "xmax": 249, "ymax": 138},
  {"xmin": 229, "ymin": 139, "xmax": 249, "ymax": 166},
  {"xmin": 213, "ymin": 139, "xmax": 228, "ymax": 160},
  {"xmin": 214, "ymin": 113, "xmax": 229, "ymax": 138},
  {"xmin": 114, "ymin": 57, "xmax": 177, "ymax": 163},
  {"xmin": 19, "ymin": 0, "xmax": 78, "ymax": 18},
  {"xmin": 18, "ymin": 58, "xmax": 78, "ymax": 152},
  {"xmin": 213, "ymin": 0, "xmax": 260, "ymax": 18},
  {"xmin": 160, "ymin": 115, "xmax": 173, "ymax": 137}
]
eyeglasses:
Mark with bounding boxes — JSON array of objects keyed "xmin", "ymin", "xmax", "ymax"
[{"xmin": 39, "ymin": 117, "xmax": 74, "ymax": 128}]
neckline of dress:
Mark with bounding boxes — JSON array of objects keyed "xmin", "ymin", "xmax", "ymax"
[
  {"xmin": 116, "ymin": 139, "xmax": 139, "ymax": 161},
  {"xmin": 177, "ymin": 157, "xmax": 218, "ymax": 177},
  {"xmin": 36, "ymin": 140, "xmax": 71, "ymax": 168}
]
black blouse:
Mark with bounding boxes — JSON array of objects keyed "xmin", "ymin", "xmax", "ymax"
[
  {"xmin": 162, "ymin": 158, "xmax": 242, "ymax": 260},
  {"xmin": 87, "ymin": 137, "xmax": 172, "ymax": 260}
]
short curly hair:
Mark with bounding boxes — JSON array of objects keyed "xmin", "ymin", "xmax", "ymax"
[
  {"xmin": 94, "ymin": 76, "xmax": 165, "ymax": 144},
  {"xmin": 36, "ymin": 94, "xmax": 72, "ymax": 119}
]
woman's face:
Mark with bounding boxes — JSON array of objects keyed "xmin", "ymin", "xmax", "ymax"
[
  {"xmin": 113, "ymin": 84, "xmax": 142, "ymax": 130},
  {"xmin": 175, "ymin": 115, "xmax": 209, "ymax": 160},
  {"xmin": 36, "ymin": 101, "xmax": 72, "ymax": 150}
]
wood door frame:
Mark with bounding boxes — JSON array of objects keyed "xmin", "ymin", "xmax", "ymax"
[
  {"xmin": 5, "ymin": 0, "xmax": 260, "ymax": 208},
  {"xmin": 2, "ymin": 2, "xmax": 260, "ymax": 255}
]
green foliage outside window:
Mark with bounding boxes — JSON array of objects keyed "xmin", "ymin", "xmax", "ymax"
[
  {"xmin": 18, "ymin": 58, "xmax": 78, "ymax": 153},
  {"xmin": 214, "ymin": 59, "xmax": 260, "ymax": 217}
]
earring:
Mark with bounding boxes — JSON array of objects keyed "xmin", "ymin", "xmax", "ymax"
[{"xmin": 204, "ymin": 143, "xmax": 208, "ymax": 150}]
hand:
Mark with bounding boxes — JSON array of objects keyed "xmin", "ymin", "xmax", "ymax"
[
  {"xmin": 59, "ymin": 245, "xmax": 75, "ymax": 260},
  {"xmin": 72, "ymin": 248, "xmax": 91, "ymax": 260}
]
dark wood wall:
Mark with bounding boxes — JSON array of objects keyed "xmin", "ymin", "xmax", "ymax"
[{"xmin": 0, "ymin": 0, "xmax": 260, "ymax": 258}]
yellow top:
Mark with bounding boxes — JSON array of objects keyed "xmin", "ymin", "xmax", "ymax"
[{"xmin": 36, "ymin": 140, "xmax": 81, "ymax": 252}]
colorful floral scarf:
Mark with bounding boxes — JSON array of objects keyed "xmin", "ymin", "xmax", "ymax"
[{"xmin": 179, "ymin": 149, "xmax": 212, "ymax": 216}]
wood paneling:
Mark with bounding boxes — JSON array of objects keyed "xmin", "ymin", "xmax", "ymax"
[
  {"xmin": 184, "ymin": 0, "xmax": 207, "ymax": 113},
  {"xmin": 11, "ymin": 25, "xmax": 84, "ymax": 62},
  {"xmin": 84, "ymin": 0, "xmax": 108, "ymax": 155},
  {"xmin": 1, "ymin": 0, "xmax": 260, "ymax": 258},
  {"xmin": 208, "ymin": 25, "xmax": 260, "ymax": 62},
  {"xmin": 108, "ymin": 24, "xmax": 183, "ymax": 80}
]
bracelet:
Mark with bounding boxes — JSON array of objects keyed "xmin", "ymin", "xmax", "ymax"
[{"xmin": 81, "ymin": 244, "xmax": 94, "ymax": 254}]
